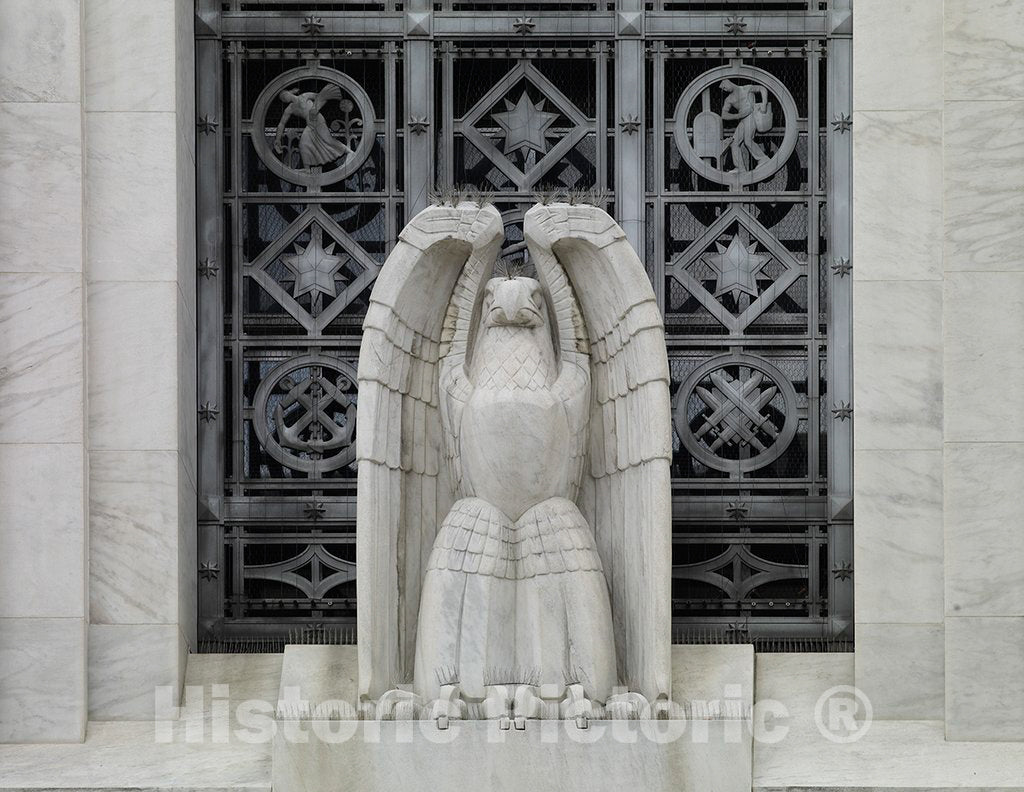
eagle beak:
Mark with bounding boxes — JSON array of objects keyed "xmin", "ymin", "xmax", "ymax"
[{"xmin": 489, "ymin": 283, "xmax": 542, "ymax": 327}]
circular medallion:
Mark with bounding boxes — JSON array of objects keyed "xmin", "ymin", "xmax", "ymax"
[
  {"xmin": 251, "ymin": 65, "xmax": 376, "ymax": 188},
  {"xmin": 672, "ymin": 65, "xmax": 799, "ymax": 188},
  {"xmin": 253, "ymin": 353, "xmax": 358, "ymax": 474},
  {"xmin": 674, "ymin": 353, "xmax": 798, "ymax": 473}
]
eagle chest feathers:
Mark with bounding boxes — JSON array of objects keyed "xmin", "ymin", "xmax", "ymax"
[{"xmin": 458, "ymin": 285, "xmax": 583, "ymax": 521}]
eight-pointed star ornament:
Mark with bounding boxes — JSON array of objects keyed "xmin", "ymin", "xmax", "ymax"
[
  {"xmin": 492, "ymin": 91, "xmax": 559, "ymax": 156},
  {"xmin": 702, "ymin": 235, "xmax": 771, "ymax": 301},
  {"xmin": 281, "ymin": 223, "xmax": 348, "ymax": 299}
]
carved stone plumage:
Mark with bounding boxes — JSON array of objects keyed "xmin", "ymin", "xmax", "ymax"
[{"xmin": 356, "ymin": 200, "xmax": 672, "ymax": 714}]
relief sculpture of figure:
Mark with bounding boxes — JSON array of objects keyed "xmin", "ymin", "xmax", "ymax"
[
  {"xmin": 274, "ymin": 84, "xmax": 354, "ymax": 168},
  {"xmin": 356, "ymin": 198, "xmax": 673, "ymax": 718},
  {"xmin": 720, "ymin": 79, "xmax": 772, "ymax": 172}
]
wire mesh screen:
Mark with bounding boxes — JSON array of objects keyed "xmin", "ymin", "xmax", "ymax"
[{"xmin": 196, "ymin": 0, "xmax": 851, "ymax": 648}]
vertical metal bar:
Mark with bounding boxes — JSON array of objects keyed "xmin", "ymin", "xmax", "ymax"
[
  {"xmin": 808, "ymin": 46, "xmax": 821, "ymax": 331},
  {"xmin": 651, "ymin": 44, "xmax": 666, "ymax": 311},
  {"xmin": 807, "ymin": 49, "xmax": 822, "ymax": 491},
  {"xmin": 385, "ymin": 42, "xmax": 398, "ymax": 249},
  {"xmin": 230, "ymin": 42, "xmax": 244, "ymax": 501},
  {"xmin": 614, "ymin": 0, "xmax": 645, "ymax": 257},
  {"xmin": 595, "ymin": 44, "xmax": 608, "ymax": 195},
  {"xmin": 826, "ymin": 0, "xmax": 853, "ymax": 639},
  {"xmin": 404, "ymin": 0, "xmax": 434, "ymax": 215},
  {"xmin": 807, "ymin": 339, "xmax": 820, "ymax": 492},
  {"xmin": 441, "ymin": 43, "xmax": 454, "ymax": 188},
  {"xmin": 196, "ymin": 0, "xmax": 225, "ymax": 640}
]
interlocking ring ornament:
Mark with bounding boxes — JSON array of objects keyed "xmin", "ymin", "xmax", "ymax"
[
  {"xmin": 253, "ymin": 353, "xmax": 358, "ymax": 474},
  {"xmin": 674, "ymin": 353, "xmax": 798, "ymax": 473},
  {"xmin": 672, "ymin": 64, "xmax": 799, "ymax": 189},
  {"xmin": 251, "ymin": 64, "xmax": 376, "ymax": 188}
]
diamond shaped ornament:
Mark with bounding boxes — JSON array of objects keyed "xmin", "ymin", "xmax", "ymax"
[
  {"xmin": 669, "ymin": 205, "xmax": 806, "ymax": 334},
  {"xmin": 462, "ymin": 62, "xmax": 591, "ymax": 191},
  {"xmin": 247, "ymin": 206, "xmax": 381, "ymax": 334}
]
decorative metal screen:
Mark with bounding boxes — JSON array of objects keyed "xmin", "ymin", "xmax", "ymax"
[{"xmin": 196, "ymin": 0, "xmax": 852, "ymax": 648}]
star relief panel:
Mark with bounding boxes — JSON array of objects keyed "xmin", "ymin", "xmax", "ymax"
[
  {"xmin": 461, "ymin": 62, "xmax": 592, "ymax": 191},
  {"xmin": 246, "ymin": 206, "xmax": 381, "ymax": 334},
  {"xmin": 667, "ymin": 205, "xmax": 807, "ymax": 335}
]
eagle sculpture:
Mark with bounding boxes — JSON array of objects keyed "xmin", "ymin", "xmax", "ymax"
[{"xmin": 356, "ymin": 199, "xmax": 672, "ymax": 714}]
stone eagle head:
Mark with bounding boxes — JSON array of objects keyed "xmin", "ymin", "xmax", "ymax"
[{"xmin": 482, "ymin": 276, "xmax": 546, "ymax": 329}]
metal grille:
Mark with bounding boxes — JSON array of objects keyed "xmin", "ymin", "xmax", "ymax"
[{"xmin": 196, "ymin": 0, "xmax": 852, "ymax": 646}]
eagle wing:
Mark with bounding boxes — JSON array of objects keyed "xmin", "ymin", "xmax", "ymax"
[
  {"xmin": 526, "ymin": 223, "xmax": 591, "ymax": 504},
  {"xmin": 356, "ymin": 202, "xmax": 503, "ymax": 698},
  {"xmin": 524, "ymin": 203, "xmax": 673, "ymax": 701}
]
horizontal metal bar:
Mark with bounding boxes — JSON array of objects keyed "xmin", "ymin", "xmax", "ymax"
[
  {"xmin": 434, "ymin": 13, "xmax": 615, "ymax": 38},
  {"xmin": 222, "ymin": 13, "xmax": 404, "ymax": 38},
  {"xmin": 221, "ymin": 11, "xmax": 827, "ymax": 39},
  {"xmin": 671, "ymin": 495, "xmax": 828, "ymax": 521},
  {"xmin": 205, "ymin": 497, "xmax": 357, "ymax": 522},
  {"xmin": 226, "ymin": 193, "xmax": 400, "ymax": 201},
  {"xmin": 664, "ymin": 336, "xmax": 821, "ymax": 346},
  {"xmin": 222, "ymin": 337, "xmax": 365, "ymax": 348},
  {"xmin": 645, "ymin": 12, "xmax": 827, "ymax": 37},
  {"xmin": 654, "ymin": 192, "xmax": 817, "ymax": 201}
]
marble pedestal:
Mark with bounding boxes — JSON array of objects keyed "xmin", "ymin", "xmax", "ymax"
[
  {"xmin": 272, "ymin": 719, "xmax": 752, "ymax": 792},
  {"xmin": 271, "ymin": 644, "xmax": 754, "ymax": 792}
]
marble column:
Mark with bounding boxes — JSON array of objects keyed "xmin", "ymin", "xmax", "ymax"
[
  {"xmin": 852, "ymin": 0, "xmax": 946, "ymax": 721},
  {"xmin": 0, "ymin": 0, "xmax": 88, "ymax": 742},
  {"xmin": 942, "ymin": 0, "xmax": 1024, "ymax": 742},
  {"xmin": 83, "ymin": 0, "xmax": 196, "ymax": 720}
]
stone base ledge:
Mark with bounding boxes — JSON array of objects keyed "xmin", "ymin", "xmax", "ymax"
[{"xmin": 272, "ymin": 719, "xmax": 752, "ymax": 792}]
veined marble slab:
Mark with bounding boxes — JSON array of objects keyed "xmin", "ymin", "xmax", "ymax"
[
  {"xmin": 276, "ymin": 645, "xmax": 358, "ymax": 719},
  {"xmin": 754, "ymin": 653, "xmax": 1024, "ymax": 789},
  {"xmin": 4, "ymin": 651, "xmax": 1024, "ymax": 789},
  {"xmin": 272, "ymin": 643, "xmax": 755, "ymax": 718},
  {"xmin": 672, "ymin": 644, "xmax": 753, "ymax": 715},
  {"xmin": 0, "ymin": 0, "xmax": 81, "ymax": 102},
  {"xmin": 271, "ymin": 643, "xmax": 753, "ymax": 790},
  {"xmin": 0, "ymin": 720, "xmax": 270, "ymax": 791},
  {"xmin": 273, "ymin": 719, "xmax": 752, "ymax": 792}
]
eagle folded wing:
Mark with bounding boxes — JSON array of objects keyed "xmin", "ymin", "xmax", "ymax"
[
  {"xmin": 357, "ymin": 202, "xmax": 503, "ymax": 698},
  {"xmin": 524, "ymin": 202, "xmax": 673, "ymax": 701}
]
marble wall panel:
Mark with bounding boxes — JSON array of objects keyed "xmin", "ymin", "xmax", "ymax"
[
  {"xmin": 852, "ymin": 280, "xmax": 943, "ymax": 451},
  {"xmin": 0, "ymin": 444, "xmax": 86, "ymax": 619},
  {"xmin": 0, "ymin": 0, "xmax": 81, "ymax": 103},
  {"xmin": 856, "ymin": 623, "xmax": 944, "ymax": 720},
  {"xmin": 945, "ymin": 442, "xmax": 1024, "ymax": 618},
  {"xmin": 176, "ymin": 144, "xmax": 197, "ymax": 325},
  {"xmin": 0, "ymin": 0, "xmax": 87, "ymax": 744},
  {"xmin": 87, "ymin": 280, "xmax": 178, "ymax": 451},
  {"xmin": 177, "ymin": 452, "xmax": 197, "ymax": 648},
  {"xmin": 0, "ymin": 617, "xmax": 86, "ymax": 742},
  {"xmin": 85, "ymin": 112, "xmax": 178, "ymax": 283},
  {"xmin": 177, "ymin": 267, "xmax": 197, "ymax": 481},
  {"xmin": 854, "ymin": 449, "xmax": 943, "ymax": 624},
  {"xmin": 943, "ymin": 101, "xmax": 1024, "ymax": 273},
  {"xmin": 0, "ymin": 103, "xmax": 83, "ymax": 273},
  {"xmin": 853, "ymin": 0, "xmax": 943, "ymax": 112},
  {"xmin": 853, "ymin": 111, "xmax": 943, "ymax": 282},
  {"xmin": 174, "ymin": 0, "xmax": 195, "ymax": 165},
  {"xmin": 88, "ymin": 623, "xmax": 184, "ymax": 720},
  {"xmin": 84, "ymin": 0, "xmax": 176, "ymax": 112},
  {"xmin": 944, "ymin": 0, "xmax": 1024, "ymax": 102},
  {"xmin": 0, "ymin": 273, "xmax": 84, "ymax": 444},
  {"xmin": 945, "ymin": 616, "xmax": 1024, "ymax": 741},
  {"xmin": 944, "ymin": 272, "xmax": 1024, "ymax": 443},
  {"xmin": 89, "ymin": 449, "xmax": 180, "ymax": 625}
]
